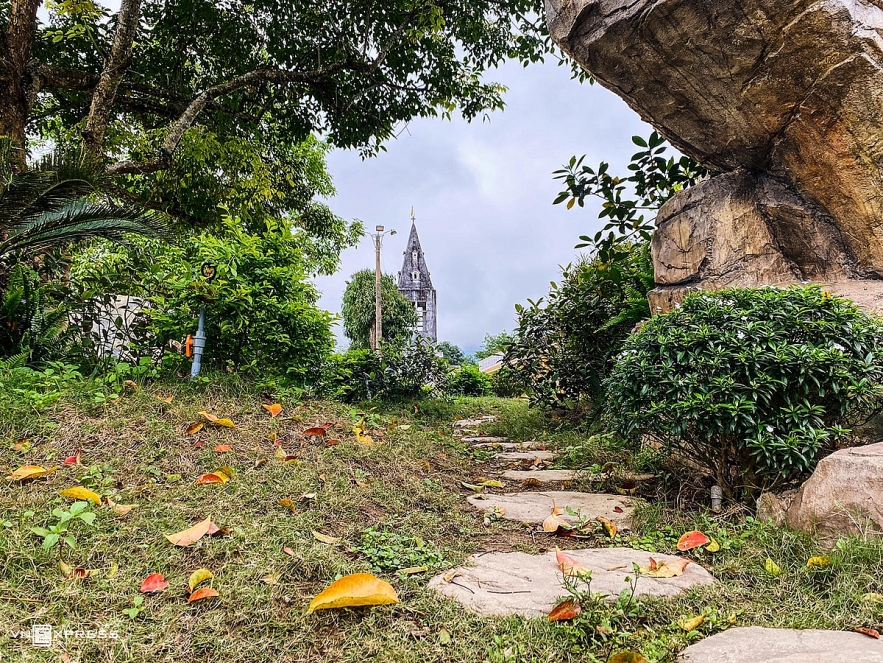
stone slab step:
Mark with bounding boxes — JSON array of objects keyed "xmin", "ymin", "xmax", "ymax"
[
  {"xmin": 429, "ymin": 548, "xmax": 714, "ymax": 617},
  {"xmin": 679, "ymin": 627, "xmax": 883, "ymax": 662},
  {"xmin": 472, "ymin": 441, "xmax": 543, "ymax": 450},
  {"xmin": 467, "ymin": 490, "xmax": 636, "ymax": 526},
  {"xmin": 462, "ymin": 436, "xmax": 509, "ymax": 444},
  {"xmin": 502, "ymin": 469, "xmax": 578, "ymax": 483},
  {"xmin": 454, "ymin": 416, "xmax": 496, "ymax": 428},
  {"xmin": 494, "ymin": 451, "xmax": 557, "ymax": 462}
]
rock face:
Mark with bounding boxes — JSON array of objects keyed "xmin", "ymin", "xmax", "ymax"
[
  {"xmin": 546, "ymin": 0, "xmax": 883, "ymax": 309},
  {"xmin": 786, "ymin": 442, "xmax": 883, "ymax": 539},
  {"xmin": 678, "ymin": 626, "xmax": 883, "ymax": 662}
]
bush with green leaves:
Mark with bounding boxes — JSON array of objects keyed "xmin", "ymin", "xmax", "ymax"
[
  {"xmin": 448, "ymin": 364, "xmax": 492, "ymax": 397},
  {"xmin": 341, "ymin": 269, "xmax": 416, "ymax": 350},
  {"xmin": 505, "ymin": 243, "xmax": 653, "ymax": 413},
  {"xmin": 605, "ymin": 286, "xmax": 883, "ymax": 500}
]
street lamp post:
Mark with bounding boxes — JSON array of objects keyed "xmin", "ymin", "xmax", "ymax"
[{"xmin": 369, "ymin": 225, "xmax": 396, "ymax": 353}]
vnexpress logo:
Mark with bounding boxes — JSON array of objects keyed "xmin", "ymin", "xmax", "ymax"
[{"xmin": 31, "ymin": 625, "xmax": 52, "ymax": 647}]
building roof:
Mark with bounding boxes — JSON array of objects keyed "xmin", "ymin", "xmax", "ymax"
[{"xmin": 398, "ymin": 221, "xmax": 434, "ymax": 291}]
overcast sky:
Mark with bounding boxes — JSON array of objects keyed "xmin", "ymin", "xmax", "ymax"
[{"xmin": 315, "ymin": 59, "xmax": 651, "ymax": 353}]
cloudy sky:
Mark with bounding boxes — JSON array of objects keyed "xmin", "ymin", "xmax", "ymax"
[{"xmin": 315, "ymin": 58, "xmax": 651, "ymax": 354}]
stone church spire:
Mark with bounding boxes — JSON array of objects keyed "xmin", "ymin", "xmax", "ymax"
[{"xmin": 397, "ymin": 213, "xmax": 437, "ymax": 342}]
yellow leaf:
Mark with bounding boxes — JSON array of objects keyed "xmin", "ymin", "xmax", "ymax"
[
  {"xmin": 107, "ymin": 561, "xmax": 119, "ymax": 579},
  {"xmin": 399, "ymin": 566, "xmax": 428, "ymax": 575},
  {"xmin": 639, "ymin": 557, "xmax": 690, "ymax": 578},
  {"xmin": 105, "ymin": 497, "xmax": 137, "ymax": 516},
  {"xmin": 764, "ymin": 558, "xmax": 782, "ymax": 576},
  {"xmin": 355, "ymin": 432, "xmax": 374, "ymax": 446},
  {"xmin": 705, "ymin": 538, "xmax": 721, "ymax": 553},
  {"xmin": 262, "ymin": 572, "xmax": 281, "ymax": 585},
  {"xmin": 678, "ymin": 614, "xmax": 705, "ymax": 632},
  {"xmin": 59, "ymin": 486, "xmax": 101, "ymax": 505},
  {"xmin": 807, "ymin": 555, "xmax": 831, "ymax": 569},
  {"xmin": 461, "ymin": 481, "xmax": 484, "ymax": 492},
  {"xmin": 7, "ymin": 465, "xmax": 58, "ymax": 481},
  {"xmin": 199, "ymin": 411, "xmax": 235, "ymax": 428},
  {"xmin": 477, "ymin": 479, "xmax": 504, "ymax": 488},
  {"xmin": 188, "ymin": 568, "xmax": 214, "ymax": 592},
  {"xmin": 185, "ymin": 422, "xmax": 204, "ymax": 435},
  {"xmin": 165, "ymin": 516, "xmax": 213, "ymax": 546},
  {"xmin": 863, "ymin": 592, "xmax": 883, "ymax": 603},
  {"xmin": 263, "ymin": 403, "xmax": 283, "ymax": 417},
  {"xmin": 274, "ymin": 447, "xmax": 287, "ymax": 461},
  {"xmin": 596, "ymin": 516, "xmax": 617, "ymax": 538},
  {"xmin": 307, "ymin": 573, "xmax": 398, "ymax": 613},
  {"xmin": 608, "ymin": 653, "xmax": 649, "ymax": 663},
  {"xmin": 60, "ymin": 560, "xmax": 73, "ymax": 578},
  {"xmin": 312, "ymin": 530, "xmax": 340, "ymax": 545},
  {"xmin": 278, "ymin": 498, "xmax": 296, "ymax": 512}
]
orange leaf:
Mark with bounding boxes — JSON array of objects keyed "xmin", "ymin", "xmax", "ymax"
[
  {"xmin": 194, "ymin": 441, "xmax": 205, "ymax": 449},
  {"xmin": 855, "ymin": 627, "xmax": 881, "ymax": 639},
  {"xmin": 140, "ymin": 573, "xmax": 170, "ymax": 593},
  {"xmin": 6, "ymin": 465, "xmax": 58, "ymax": 481},
  {"xmin": 186, "ymin": 423, "xmax": 204, "ymax": 435},
  {"xmin": 639, "ymin": 557, "xmax": 691, "ymax": 577},
  {"xmin": 165, "ymin": 516, "xmax": 213, "ymax": 546},
  {"xmin": 548, "ymin": 598, "xmax": 582, "ymax": 621},
  {"xmin": 326, "ymin": 439, "xmax": 340, "ymax": 447},
  {"xmin": 307, "ymin": 573, "xmax": 398, "ymax": 613},
  {"xmin": 555, "ymin": 547, "xmax": 591, "ymax": 577},
  {"xmin": 199, "ymin": 411, "xmax": 235, "ymax": 428},
  {"xmin": 263, "ymin": 403, "xmax": 283, "ymax": 418},
  {"xmin": 608, "ymin": 653, "xmax": 649, "ymax": 663},
  {"xmin": 156, "ymin": 395, "xmax": 174, "ymax": 403},
  {"xmin": 303, "ymin": 427, "xmax": 327, "ymax": 437},
  {"xmin": 596, "ymin": 516, "xmax": 617, "ymax": 538},
  {"xmin": 63, "ymin": 451, "xmax": 82, "ymax": 466},
  {"xmin": 677, "ymin": 530, "xmax": 711, "ymax": 551},
  {"xmin": 278, "ymin": 498, "xmax": 296, "ymax": 513},
  {"xmin": 213, "ymin": 445, "xmax": 232, "ymax": 453},
  {"xmin": 188, "ymin": 587, "xmax": 219, "ymax": 603},
  {"xmin": 196, "ymin": 473, "xmax": 227, "ymax": 485}
]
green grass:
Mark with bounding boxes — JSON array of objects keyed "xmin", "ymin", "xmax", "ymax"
[{"xmin": 1, "ymin": 373, "xmax": 882, "ymax": 662}]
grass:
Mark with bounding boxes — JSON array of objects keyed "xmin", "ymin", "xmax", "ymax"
[{"xmin": 2, "ymin": 370, "xmax": 883, "ymax": 662}]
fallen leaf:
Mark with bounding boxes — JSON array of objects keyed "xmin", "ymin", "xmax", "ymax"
[
  {"xmin": 263, "ymin": 403, "xmax": 283, "ymax": 418},
  {"xmin": 156, "ymin": 395, "xmax": 174, "ymax": 403},
  {"xmin": 350, "ymin": 474, "xmax": 369, "ymax": 488},
  {"xmin": 597, "ymin": 516, "xmax": 617, "ymax": 538},
  {"xmin": 705, "ymin": 538, "xmax": 721, "ymax": 553},
  {"xmin": 678, "ymin": 614, "xmax": 705, "ymax": 632},
  {"xmin": 205, "ymin": 521, "xmax": 230, "ymax": 537},
  {"xmin": 807, "ymin": 555, "xmax": 832, "ymax": 569},
  {"xmin": 262, "ymin": 572, "xmax": 281, "ymax": 585},
  {"xmin": 7, "ymin": 465, "xmax": 57, "ymax": 481},
  {"xmin": 274, "ymin": 447, "xmax": 287, "ymax": 461},
  {"xmin": 355, "ymin": 432, "xmax": 374, "ymax": 445},
  {"xmin": 255, "ymin": 458, "xmax": 268, "ymax": 468},
  {"xmin": 613, "ymin": 506, "xmax": 624, "ymax": 514},
  {"xmin": 548, "ymin": 598, "xmax": 582, "ymax": 621},
  {"xmin": 188, "ymin": 587, "xmax": 219, "ymax": 603},
  {"xmin": 59, "ymin": 560, "xmax": 73, "ymax": 578},
  {"xmin": 300, "ymin": 492, "xmax": 317, "ymax": 501},
  {"xmin": 862, "ymin": 592, "xmax": 883, "ymax": 603},
  {"xmin": 677, "ymin": 530, "xmax": 711, "ymax": 551},
  {"xmin": 199, "ymin": 411, "xmax": 235, "ymax": 428},
  {"xmin": 213, "ymin": 444, "xmax": 232, "ymax": 453},
  {"xmin": 461, "ymin": 481, "xmax": 483, "ymax": 492},
  {"xmin": 278, "ymin": 498, "xmax": 296, "ymax": 512},
  {"xmin": 303, "ymin": 427, "xmax": 327, "ymax": 437},
  {"xmin": 855, "ymin": 627, "xmax": 881, "ymax": 639},
  {"xmin": 608, "ymin": 653, "xmax": 649, "ymax": 663},
  {"xmin": 283, "ymin": 546, "xmax": 296, "ymax": 557},
  {"xmin": 62, "ymin": 564, "xmax": 90, "ymax": 579},
  {"xmin": 326, "ymin": 439, "xmax": 340, "ymax": 447},
  {"xmin": 522, "ymin": 477, "xmax": 543, "ymax": 487},
  {"xmin": 165, "ymin": 516, "xmax": 213, "ymax": 546},
  {"xmin": 188, "ymin": 568, "xmax": 214, "ymax": 592},
  {"xmin": 107, "ymin": 561, "xmax": 119, "ymax": 578},
  {"xmin": 11, "ymin": 439, "xmax": 31, "ymax": 453},
  {"xmin": 140, "ymin": 573, "xmax": 170, "ymax": 593},
  {"xmin": 63, "ymin": 451, "xmax": 82, "ymax": 466},
  {"xmin": 312, "ymin": 530, "xmax": 340, "ymax": 545},
  {"xmin": 443, "ymin": 570, "xmax": 463, "ymax": 583},
  {"xmin": 106, "ymin": 497, "xmax": 137, "ymax": 516},
  {"xmin": 194, "ymin": 441, "xmax": 205, "ymax": 449},
  {"xmin": 398, "ymin": 425, "xmax": 411, "ymax": 431},
  {"xmin": 399, "ymin": 566, "xmax": 428, "ymax": 575},
  {"xmin": 476, "ymin": 479, "xmax": 504, "ymax": 488},
  {"xmin": 307, "ymin": 573, "xmax": 399, "ymax": 613},
  {"xmin": 765, "ymin": 558, "xmax": 782, "ymax": 576},
  {"xmin": 555, "ymin": 547, "xmax": 591, "ymax": 577},
  {"xmin": 195, "ymin": 472, "xmax": 228, "ymax": 485},
  {"xmin": 639, "ymin": 557, "xmax": 691, "ymax": 578},
  {"xmin": 60, "ymin": 486, "xmax": 101, "ymax": 505},
  {"xmin": 437, "ymin": 627, "xmax": 451, "ymax": 645},
  {"xmin": 186, "ymin": 423, "xmax": 204, "ymax": 435}
]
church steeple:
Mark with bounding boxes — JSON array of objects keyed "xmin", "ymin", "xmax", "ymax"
[{"xmin": 397, "ymin": 212, "xmax": 437, "ymax": 342}]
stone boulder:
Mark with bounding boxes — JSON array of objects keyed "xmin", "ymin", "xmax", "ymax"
[
  {"xmin": 545, "ymin": 0, "xmax": 883, "ymax": 311},
  {"xmin": 786, "ymin": 442, "xmax": 883, "ymax": 540}
]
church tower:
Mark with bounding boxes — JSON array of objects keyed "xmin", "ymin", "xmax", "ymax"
[{"xmin": 397, "ymin": 217, "xmax": 437, "ymax": 343}]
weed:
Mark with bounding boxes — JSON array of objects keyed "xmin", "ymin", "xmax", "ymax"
[
  {"xmin": 29, "ymin": 500, "xmax": 95, "ymax": 551},
  {"xmin": 353, "ymin": 526, "xmax": 448, "ymax": 572}
]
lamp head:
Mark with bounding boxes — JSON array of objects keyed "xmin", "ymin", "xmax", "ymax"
[
  {"xmin": 390, "ymin": 230, "xmax": 397, "ymax": 236},
  {"xmin": 375, "ymin": 225, "xmax": 384, "ymax": 232}
]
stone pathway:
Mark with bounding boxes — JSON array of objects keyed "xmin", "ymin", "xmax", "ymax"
[
  {"xmin": 462, "ymin": 436, "xmax": 511, "ymax": 444},
  {"xmin": 467, "ymin": 490, "xmax": 636, "ymax": 527},
  {"xmin": 678, "ymin": 627, "xmax": 883, "ymax": 662},
  {"xmin": 472, "ymin": 441, "xmax": 543, "ymax": 450},
  {"xmin": 428, "ymin": 548, "xmax": 714, "ymax": 617},
  {"xmin": 502, "ymin": 468, "xmax": 577, "ymax": 483},
  {"xmin": 493, "ymin": 451, "xmax": 557, "ymax": 462}
]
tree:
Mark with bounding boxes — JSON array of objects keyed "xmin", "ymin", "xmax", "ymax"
[
  {"xmin": 436, "ymin": 340, "xmax": 472, "ymax": 366},
  {"xmin": 341, "ymin": 269, "xmax": 416, "ymax": 350},
  {"xmin": 475, "ymin": 331, "xmax": 515, "ymax": 360},
  {"xmin": 2, "ymin": 0, "xmax": 549, "ymax": 221}
]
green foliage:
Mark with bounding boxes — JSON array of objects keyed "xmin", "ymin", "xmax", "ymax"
[
  {"xmin": 436, "ymin": 340, "xmax": 472, "ymax": 366},
  {"xmin": 341, "ymin": 269, "xmax": 417, "ymax": 350},
  {"xmin": 72, "ymin": 217, "xmax": 335, "ymax": 382},
  {"xmin": 353, "ymin": 526, "xmax": 447, "ymax": 573},
  {"xmin": 554, "ymin": 131, "xmax": 706, "ymax": 268},
  {"xmin": 506, "ymin": 244, "xmax": 653, "ymax": 412},
  {"xmin": 448, "ymin": 365, "xmax": 491, "ymax": 397},
  {"xmin": 30, "ymin": 501, "xmax": 96, "ymax": 551},
  {"xmin": 605, "ymin": 286, "xmax": 883, "ymax": 499},
  {"xmin": 474, "ymin": 331, "xmax": 515, "ymax": 360}
]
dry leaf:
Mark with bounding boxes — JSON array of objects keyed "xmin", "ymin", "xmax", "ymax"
[
  {"xmin": 195, "ymin": 472, "xmax": 227, "ymax": 485},
  {"xmin": 608, "ymin": 653, "xmax": 649, "ymax": 663},
  {"xmin": 60, "ymin": 486, "xmax": 101, "ymax": 505},
  {"xmin": 678, "ymin": 614, "xmax": 705, "ymax": 632},
  {"xmin": 107, "ymin": 561, "xmax": 119, "ymax": 579},
  {"xmin": 255, "ymin": 458, "xmax": 268, "ymax": 468},
  {"xmin": 555, "ymin": 547, "xmax": 591, "ymax": 577},
  {"xmin": 140, "ymin": 573, "xmax": 170, "ymax": 593},
  {"xmin": 12, "ymin": 439, "xmax": 31, "ymax": 453},
  {"xmin": 639, "ymin": 557, "xmax": 691, "ymax": 578},
  {"xmin": 7, "ymin": 465, "xmax": 57, "ymax": 481},
  {"xmin": 326, "ymin": 439, "xmax": 341, "ymax": 447},
  {"xmin": 106, "ymin": 496, "xmax": 136, "ymax": 516},
  {"xmin": 855, "ymin": 627, "xmax": 881, "ymax": 639},
  {"xmin": 399, "ymin": 566, "xmax": 428, "ymax": 575},
  {"xmin": 300, "ymin": 492, "xmax": 317, "ymax": 501},
  {"xmin": 443, "ymin": 570, "xmax": 463, "ymax": 583},
  {"xmin": 63, "ymin": 451, "xmax": 82, "ymax": 466},
  {"xmin": 283, "ymin": 546, "xmax": 296, "ymax": 557},
  {"xmin": 807, "ymin": 555, "xmax": 832, "ymax": 569},
  {"xmin": 274, "ymin": 447, "xmax": 287, "ymax": 461},
  {"xmin": 263, "ymin": 403, "xmax": 283, "ymax": 418},
  {"xmin": 278, "ymin": 498, "xmax": 297, "ymax": 513},
  {"xmin": 862, "ymin": 593, "xmax": 883, "ymax": 603},
  {"xmin": 303, "ymin": 427, "xmax": 327, "ymax": 437},
  {"xmin": 677, "ymin": 530, "xmax": 711, "ymax": 551},
  {"xmin": 548, "ymin": 598, "xmax": 582, "ymax": 621},
  {"xmin": 165, "ymin": 516, "xmax": 213, "ymax": 546},
  {"xmin": 522, "ymin": 477, "xmax": 542, "ymax": 488},
  {"xmin": 186, "ymin": 423, "xmax": 204, "ymax": 435},
  {"xmin": 306, "ymin": 573, "xmax": 398, "ymax": 613},
  {"xmin": 613, "ymin": 506, "xmax": 624, "ymax": 513},
  {"xmin": 262, "ymin": 572, "xmax": 281, "ymax": 585},
  {"xmin": 765, "ymin": 558, "xmax": 782, "ymax": 576},
  {"xmin": 596, "ymin": 516, "xmax": 617, "ymax": 538},
  {"xmin": 476, "ymin": 479, "xmax": 504, "ymax": 488},
  {"xmin": 355, "ymin": 432, "xmax": 374, "ymax": 446},
  {"xmin": 199, "ymin": 411, "xmax": 235, "ymax": 428},
  {"xmin": 188, "ymin": 587, "xmax": 219, "ymax": 603},
  {"xmin": 188, "ymin": 568, "xmax": 214, "ymax": 592},
  {"xmin": 213, "ymin": 444, "xmax": 232, "ymax": 453},
  {"xmin": 312, "ymin": 530, "xmax": 340, "ymax": 545},
  {"xmin": 461, "ymin": 481, "xmax": 483, "ymax": 492},
  {"xmin": 705, "ymin": 538, "xmax": 721, "ymax": 553},
  {"xmin": 156, "ymin": 395, "xmax": 174, "ymax": 403}
]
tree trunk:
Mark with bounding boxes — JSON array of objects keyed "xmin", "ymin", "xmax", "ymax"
[{"xmin": 0, "ymin": 0, "xmax": 42, "ymax": 165}]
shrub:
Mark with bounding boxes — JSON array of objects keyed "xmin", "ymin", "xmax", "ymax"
[
  {"xmin": 448, "ymin": 365, "xmax": 491, "ymax": 396},
  {"xmin": 605, "ymin": 286, "xmax": 883, "ymax": 500},
  {"xmin": 341, "ymin": 269, "xmax": 416, "ymax": 349},
  {"xmin": 505, "ymin": 244, "xmax": 653, "ymax": 412}
]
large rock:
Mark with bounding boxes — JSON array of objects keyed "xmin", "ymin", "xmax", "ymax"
[
  {"xmin": 546, "ymin": 0, "xmax": 883, "ymax": 310},
  {"xmin": 679, "ymin": 626, "xmax": 883, "ymax": 662},
  {"xmin": 430, "ymin": 548, "xmax": 713, "ymax": 617},
  {"xmin": 787, "ymin": 442, "xmax": 883, "ymax": 540}
]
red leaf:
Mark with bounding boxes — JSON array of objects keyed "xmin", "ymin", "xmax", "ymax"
[
  {"xmin": 303, "ymin": 427, "xmax": 327, "ymax": 437},
  {"xmin": 856, "ymin": 627, "xmax": 881, "ymax": 639},
  {"xmin": 677, "ymin": 530, "xmax": 711, "ymax": 551},
  {"xmin": 63, "ymin": 451, "xmax": 82, "ymax": 466},
  {"xmin": 213, "ymin": 444, "xmax": 232, "ymax": 453},
  {"xmin": 548, "ymin": 598, "xmax": 581, "ymax": 621},
  {"xmin": 194, "ymin": 441, "xmax": 205, "ymax": 449},
  {"xmin": 326, "ymin": 439, "xmax": 340, "ymax": 447},
  {"xmin": 613, "ymin": 506, "xmax": 624, "ymax": 514},
  {"xmin": 140, "ymin": 573, "xmax": 170, "ymax": 593}
]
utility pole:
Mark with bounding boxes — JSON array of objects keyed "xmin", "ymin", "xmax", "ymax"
[{"xmin": 369, "ymin": 224, "xmax": 396, "ymax": 352}]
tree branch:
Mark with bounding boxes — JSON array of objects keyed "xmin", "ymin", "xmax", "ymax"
[{"xmin": 82, "ymin": 0, "xmax": 143, "ymax": 158}]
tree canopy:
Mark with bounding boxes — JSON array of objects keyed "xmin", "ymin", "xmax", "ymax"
[{"xmin": 341, "ymin": 269, "xmax": 417, "ymax": 350}]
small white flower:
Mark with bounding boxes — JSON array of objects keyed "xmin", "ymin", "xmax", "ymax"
[
  {"xmin": 736, "ymin": 331, "xmax": 745, "ymax": 340},
  {"xmin": 674, "ymin": 302, "xmax": 681, "ymax": 309},
  {"xmin": 832, "ymin": 343, "xmax": 845, "ymax": 352},
  {"xmin": 765, "ymin": 425, "xmax": 774, "ymax": 433}
]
